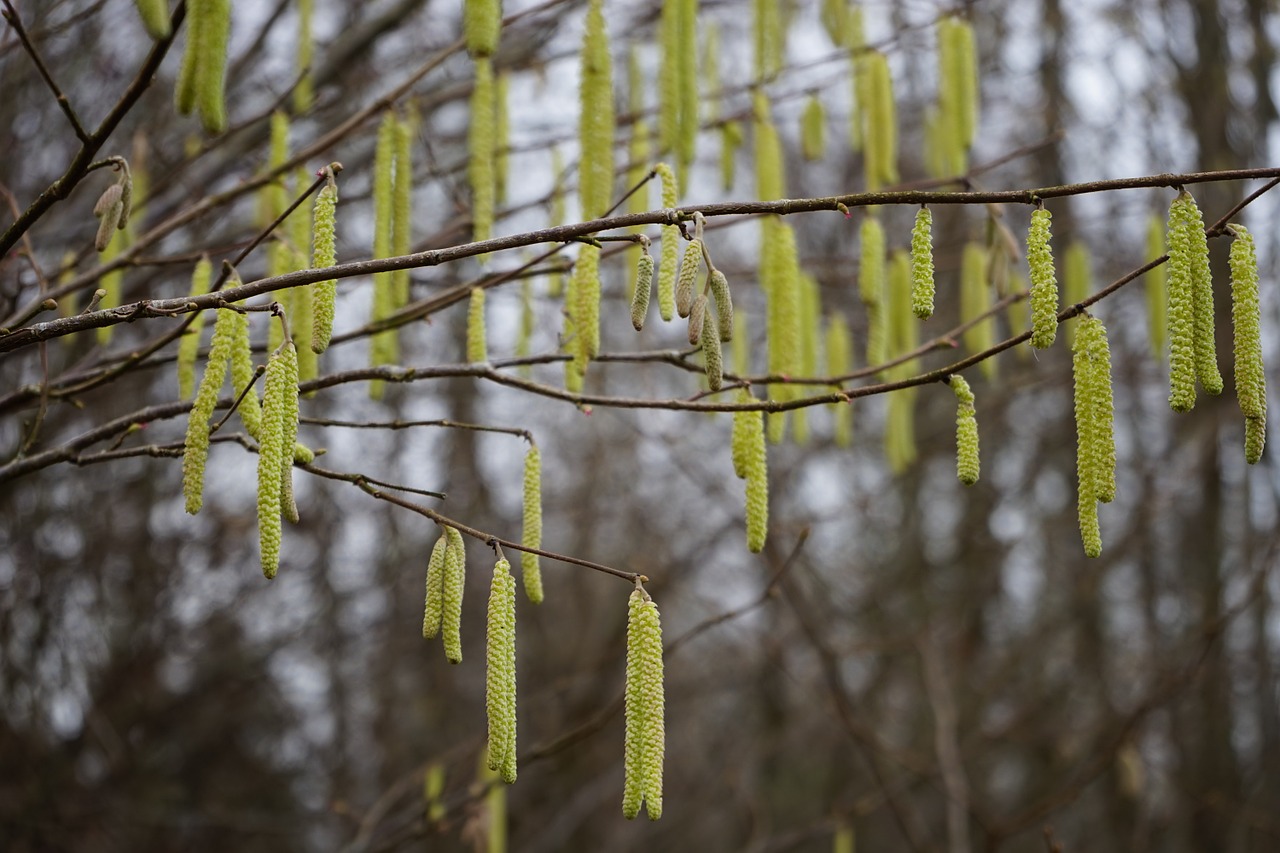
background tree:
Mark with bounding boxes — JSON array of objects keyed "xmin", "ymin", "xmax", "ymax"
[{"xmin": 1, "ymin": 1, "xmax": 1278, "ymax": 851}]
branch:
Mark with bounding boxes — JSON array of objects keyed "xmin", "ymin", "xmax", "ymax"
[{"xmin": 1, "ymin": 0, "xmax": 89, "ymax": 142}]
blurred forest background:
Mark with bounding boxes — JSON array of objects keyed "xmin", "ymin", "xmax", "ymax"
[{"xmin": 2, "ymin": 0, "xmax": 1279, "ymax": 850}]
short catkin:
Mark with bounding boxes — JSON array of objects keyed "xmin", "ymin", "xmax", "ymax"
[
  {"xmin": 423, "ymin": 533, "xmax": 448, "ymax": 639},
  {"xmin": 687, "ymin": 293, "xmax": 708, "ymax": 347},
  {"xmin": 801, "ymin": 95, "xmax": 826, "ymax": 162},
  {"xmin": 676, "ymin": 239, "xmax": 703, "ymax": 318},
  {"xmin": 311, "ymin": 176, "xmax": 339, "ymax": 353},
  {"xmin": 741, "ymin": 402, "xmax": 769, "ymax": 553},
  {"xmin": 623, "ymin": 587, "xmax": 665, "ymax": 821},
  {"xmin": 910, "ymin": 207, "xmax": 935, "ymax": 319},
  {"xmin": 177, "ymin": 257, "xmax": 213, "ymax": 399},
  {"xmin": 257, "ymin": 340, "xmax": 299, "ymax": 579},
  {"xmin": 485, "ymin": 558, "xmax": 517, "ymax": 783},
  {"xmin": 631, "ymin": 249, "xmax": 655, "ymax": 331},
  {"xmin": 826, "ymin": 312, "xmax": 853, "ymax": 448},
  {"xmin": 1228, "ymin": 224, "xmax": 1267, "ymax": 463},
  {"xmin": 520, "ymin": 444, "xmax": 544, "ymax": 604},
  {"xmin": 702, "ymin": 309, "xmax": 724, "ymax": 392},
  {"xmin": 467, "ymin": 287, "xmax": 488, "ymax": 363},
  {"xmin": 951, "ymin": 375, "xmax": 980, "ymax": 485},
  {"xmin": 442, "ymin": 527, "xmax": 467, "ymax": 664},
  {"xmin": 708, "ymin": 270, "xmax": 733, "ymax": 342},
  {"xmin": 182, "ymin": 306, "xmax": 238, "ymax": 515},
  {"xmin": 1027, "ymin": 207, "xmax": 1058, "ymax": 349}
]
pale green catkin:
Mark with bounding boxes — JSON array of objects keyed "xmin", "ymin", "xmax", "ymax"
[
  {"xmin": 721, "ymin": 121, "xmax": 742, "ymax": 193},
  {"xmin": 578, "ymin": 0, "xmax": 615, "ymax": 219},
  {"xmin": 754, "ymin": 93, "xmax": 784, "ymax": 202},
  {"xmin": 1027, "ymin": 207, "xmax": 1058, "ymax": 348},
  {"xmin": 1145, "ymin": 213, "xmax": 1168, "ymax": 359},
  {"xmin": 178, "ymin": 257, "xmax": 213, "ymax": 399},
  {"xmin": 392, "ymin": 115, "xmax": 414, "ymax": 308},
  {"xmin": 1183, "ymin": 195, "xmax": 1224, "ymax": 397},
  {"xmin": 792, "ymin": 272, "xmax": 822, "ymax": 446},
  {"xmin": 175, "ymin": 0, "xmax": 204, "ymax": 115},
  {"xmin": 257, "ymin": 340, "xmax": 299, "ymax": 579},
  {"xmin": 494, "ymin": 72, "xmax": 510, "ymax": 206},
  {"xmin": 469, "ymin": 58, "xmax": 497, "ymax": 245},
  {"xmin": 571, "ymin": 243, "xmax": 602, "ymax": 378},
  {"xmin": 467, "ymin": 287, "xmax": 488, "ymax": 363},
  {"xmin": 1072, "ymin": 316, "xmax": 1114, "ymax": 557},
  {"xmin": 289, "ymin": 185, "xmax": 318, "ymax": 388},
  {"xmin": 910, "ymin": 207, "xmax": 935, "ymax": 319},
  {"xmin": 182, "ymin": 306, "xmax": 238, "ymax": 515},
  {"xmin": 1166, "ymin": 193, "xmax": 1201, "ymax": 411},
  {"xmin": 687, "ymin": 293, "xmax": 708, "ymax": 347},
  {"xmin": 846, "ymin": 5, "xmax": 865, "ymax": 153},
  {"xmin": 626, "ymin": 52, "xmax": 650, "ymax": 304},
  {"xmin": 676, "ymin": 239, "xmax": 703, "ymax": 318},
  {"xmin": 623, "ymin": 588, "xmax": 665, "ymax": 821},
  {"xmin": 631, "ymin": 250, "xmax": 655, "ymax": 331},
  {"xmin": 196, "ymin": 0, "xmax": 231, "ymax": 134},
  {"xmin": 485, "ymin": 558, "xmax": 518, "ymax": 783},
  {"xmin": 676, "ymin": 0, "xmax": 698, "ymax": 192},
  {"xmin": 442, "ymin": 526, "xmax": 467, "ymax": 664},
  {"xmin": 227, "ymin": 304, "xmax": 263, "ymax": 439},
  {"xmin": 656, "ymin": 163, "xmax": 679, "ymax": 321},
  {"xmin": 521, "ymin": 444, "xmax": 544, "ymax": 603},
  {"xmin": 370, "ymin": 113, "xmax": 399, "ymax": 398},
  {"xmin": 730, "ymin": 390, "xmax": 752, "ymax": 479},
  {"xmin": 1228, "ymin": 224, "xmax": 1267, "ymax": 463},
  {"xmin": 311, "ymin": 176, "xmax": 338, "ymax": 354},
  {"xmin": 516, "ymin": 279, "xmax": 534, "ymax": 368},
  {"xmin": 134, "ymin": 0, "xmax": 170, "ymax": 38},
  {"xmin": 862, "ymin": 51, "xmax": 897, "ymax": 190},
  {"xmin": 659, "ymin": 0, "xmax": 680, "ymax": 155},
  {"xmin": 464, "ymin": 0, "xmax": 502, "ymax": 58},
  {"xmin": 741, "ymin": 403, "xmax": 769, "ymax": 552},
  {"xmin": 1062, "ymin": 241, "xmax": 1091, "ymax": 347},
  {"xmin": 860, "ymin": 214, "xmax": 886, "ymax": 368},
  {"xmin": 826, "ymin": 311, "xmax": 853, "ymax": 448},
  {"xmin": 765, "ymin": 220, "xmax": 801, "ymax": 444},
  {"xmin": 423, "ymin": 534, "xmax": 448, "ymax": 639},
  {"xmin": 950, "ymin": 375, "xmax": 980, "ymax": 486},
  {"xmin": 960, "ymin": 242, "xmax": 995, "ymax": 378},
  {"xmin": 801, "ymin": 94, "xmax": 825, "ymax": 162},
  {"xmin": 709, "ymin": 269, "xmax": 733, "ymax": 342},
  {"xmin": 820, "ymin": 0, "xmax": 848, "ymax": 46},
  {"xmin": 752, "ymin": 0, "xmax": 783, "ymax": 81},
  {"xmin": 702, "ymin": 309, "xmax": 724, "ymax": 392},
  {"xmin": 294, "ymin": 0, "xmax": 314, "ymax": 112}
]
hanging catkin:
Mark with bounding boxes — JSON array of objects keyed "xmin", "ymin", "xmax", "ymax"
[
  {"xmin": 182, "ymin": 306, "xmax": 238, "ymax": 515},
  {"xmin": 1182, "ymin": 196, "xmax": 1224, "ymax": 397},
  {"xmin": 257, "ymin": 339, "xmax": 299, "ymax": 579},
  {"xmin": 442, "ymin": 526, "xmax": 467, "ymax": 664},
  {"xmin": 741, "ymin": 400, "xmax": 769, "ymax": 552},
  {"xmin": 622, "ymin": 587, "xmax": 665, "ymax": 821},
  {"xmin": 177, "ymin": 257, "xmax": 213, "ymax": 399},
  {"xmin": 826, "ymin": 311, "xmax": 853, "ymax": 448},
  {"xmin": 521, "ymin": 444, "xmax": 544, "ymax": 603},
  {"xmin": 1166, "ymin": 192, "xmax": 1210, "ymax": 411},
  {"xmin": 468, "ymin": 58, "xmax": 497, "ymax": 245},
  {"xmin": 311, "ymin": 171, "xmax": 338, "ymax": 354},
  {"xmin": 294, "ymin": 0, "xmax": 314, "ymax": 111},
  {"xmin": 861, "ymin": 51, "xmax": 897, "ymax": 190},
  {"xmin": 578, "ymin": 0, "xmax": 615, "ymax": 219},
  {"xmin": 196, "ymin": 0, "xmax": 231, "ymax": 134},
  {"xmin": 227, "ymin": 304, "xmax": 263, "ymax": 439},
  {"xmin": 764, "ymin": 221, "xmax": 801, "ymax": 444},
  {"xmin": 676, "ymin": 239, "xmax": 703, "ymax": 319},
  {"xmin": 1228, "ymin": 224, "xmax": 1267, "ymax": 463},
  {"xmin": 423, "ymin": 533, "xmax": 448, "ymax": 639},
  {"xmin": 950, "ymin": 375, "xmax": 980, "ymax": 485},
  {"xmin": 860, "ymin": 214, "xmax": 886, "ymax": 368},
  {"xmin": 910, "ymin": 207, "xmax": 935, "ymax": 319},
  {"xmin": 708, "ymin": 269, "xmax": 733, "ymax": 342},
  {"xmin": 1072, "ymin": 315, "xmax": 1115, "ymax": 557},
  {"xmin": 1061, "ymin": 241, "xmax": 1091, "ymax": 347},
  {"xmin": 702, "ymin": 309, "xmax": 724, "ymax": 392},
  {"xmin": 1145, "ymin": 213, "xmax": 1168, "ymax": 360},
  {"xmin": 1027, "ymin": 207, "xmax": 1058, "ymax": 349},
  {"xmin": 960, "ymin": 241, "xmax": 996, "ymax": 378},
  {"xmin": 659, "ymin": 0, "xmax": 680, "ymax": 156},
  {"xmin": 467, "ymin": 287, "xmax": 488, "ymax": 363},
  {"xmin": 485, "ymin": 558, "xmax": 517, "ymax": 783},
  {"xmin": 676, "ymin": 0, "xmax": 698, "ymax": 192},
  {"xmin": 370, "ymin": 114, "xmax": 399, "ymax": 397},
  {"xmin": 631, "ymin": 247, "xmax": 655, "ymax": 331},
  {"xmin": 392, "ymin": 115, "xmax": 413, "ymax": 307},
  {"xmin": 801, "ymin": 95, "xmax": 826, "ymax": 162},
  {"xmin": 464, "ymin": 0, "xmax": 502, "ymax": 58},
  {"xmin": 656, "ymin": 163, "xmax": 679, "ymax": 321}
]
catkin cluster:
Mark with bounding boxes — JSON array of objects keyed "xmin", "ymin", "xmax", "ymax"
[
  {"xmin": 623, "ymin": 587, "xmax": 665, "ymax": 821},
  {"xmin": 175, "ymin": 0, "xmax": 231, "ymax": 134},
  {"xmin": 950, "ymin": 375, "xmax": 980, "ymax": 486},
  {"xmin": 910, "ymin": 207, "xmax": 935, "ymax": 319},
  {"xmin": 1027, "ymin": 207, "xmax": 1058, "ymax": 349},
  {"xmin": 1072, "ymin": 315, "xmax": 1116, "ymax": 558},
  {"xmin": 485, "ymin": 558, "xmax": 518, "ymax": 784},
  {"xmin": 520, "ymin": 444, "xmax": 544, "ymax": 603},
  {"xmin": 1166, "ymin": 191, "xmax": 1222, "ymax": 411},
  {"xmin": 92, "ymin": 169, "xmax": 132, "ymax": 253},
  {"xmin": 257, "ymin": 339, "xmax": 301, "ymax": 579},
  {"xmin": 423, "ymin": 527, "xmax": 467, "ymax": 663},
  {"xmin": 1228, "ymin": 224, "xmax": 1267, "ymax": 463}
]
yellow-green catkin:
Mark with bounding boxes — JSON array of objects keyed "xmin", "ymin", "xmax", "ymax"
[
  {"xmin": 469, "ymin": 58, "xmax": 497, "ymax": 245},
  {"xmin": 423, "ymin": 763, "xmax": 446, "ymax": 822},
  {"xmin": 752, "ymin": 0, "xmax": 784, "ymax": 81},
  {"xmin": 485, "ymin": 558, "xmax": 518, "ymax": 784},
  {"xmin": 1167, "ymin": 192, "xmax": 1210, "ymax": 411},
  {"xmin": 860, "ymin": 214, "xmax": 886, "ymax": 368},
  {"xmin": 547, "ymin": 147, "xmax": 567, "ymax": 298},
  {"xmin": 568, "ymin": 243, "xmax": 601, "ymax": 381},
  {"xmin": 467, "ymin": 287, "xmax": 488, "ymax": 363},
  {"xmin": 631, "ymin": 248, "xmax": 655, "ymax": 331},
  {"xmin": 369, "ymin": 113, "xmax": 399, "ymax": 395},
  {"xmin": 1072, "ymin": 316, "xmax": 1115, "ymax": 557},
  {"xmin": 826, "ymin": 311, "xmax": 853, "ymax": 448},
  {"xmin": 676, "ymin": 0, "xmax": 698, "ymax": 192},
  {"xmin": 294, "ymin": 0, "xmax": 314, "ymax": 112},
  {"xmin": 951, "ymin": 375, "xmax": 979, "ymax": 485},
  {"xmin": 516, "ymin": 279, "xmax": 534, "ymax": 372},
  {"xmin": 521, "ymin": 444, "xmax": 544, "ymax": 603},
  {"xmin": 442, "ymin": 526, "xmax": 467, "ymax": 664},
  {"xmin": 494, "ymin": 73, "xmax": 510, "ymax": 207},
  {"xmin": 223, "ymin": 305, "xmax": 263, "ymax": 442},
  {"xmin": 861, "ymin": 50, "xmax": 897, "ymax": 190},
  {"xmin": 792, "ymin": 272, "xmax": 822, "ymax": 445},
  {"xmin": 936, "ymin": 16, "xmax": 979, "ymax": 176},
  {"xmin": 732, "ymin": 312, "xmax": 750, "ymax": 377},
  {"xmin": 311, "ymin": 173, "xmax": 338, "ymax": 354},
  {"xmin": 845, "ymin": 4, "xmax": 866, "ymax": 152},
  {"xmin": 741, "ymin": 403, "xmax": 769, "ymax": 552},
  {"xmin": 178, "ymin": 257, "xmax": 213, "ymax": 399},
  {"xmin": 174, "ymin": 0, "xmax": 203, "ymax": 115},
  {"xmin": 659, "ymin": 0, "xmax": 680, "ymax": 157},
  {"xmin": 887, "ymin": 250, "xmax": 916, "ymax": 370},
  {"xmin": 655, "ymin": 163, "xmax": 679, "ymax": 321},
  {"xmin": 197, "ymin": 0, "xmax": 232, "ymax": 134},
  {"xmin": 801, "ymin": 94, "xmax": 825, "ymax": 162},
  {"xmin": 687, "ymin": 293, "xmax": 708, "ymax": 346},
  {"xmin": 182, "ymin": 306, "xmax": 238, "ymax": 515},
  {"xmin": 423, "ymin": 533, "xmax": 448, "ymax": 639},
  {"xmin": 1181, "ymin": 196, "xmax": 1224, "ymax": 397},
  {"xmin": 820, "ymin": 0, "xmax": 848, "ymax": 46},
  {"xmin": 1027, "ymin": 207, "xmax": 1058, "ymax": 348},
  {"xmin": 910, "ymin": 207, "xmax": 935, "ymax": 319},
  {"xmin": 622, "ymin": 587, "xmax": 665, "ymax": 821},
  {"xmin": 392, "ymin": 115, "xmax": 414, "ymax": 308},
  {"xmin": 754, "ymin": 93, "xmax": 783, "ymax": 202},
  {"xmin": 464, "ymin": 0, "xmax": 502, "ymax": 58},
  {"xmin": 1062, "ymin": 241, "xmax": 1091, "ymax": 347},
  {"xmin": 134, "ymin": 0, "xmax": 170, "ymax": 38},
  {"xmin": 1145, "ymin": 213, "xmax": 1168, "ymax": 359},
  {"xmin": 578, "ymin": 0, "xmax": 614, "ymax": 219},
  {"xmin": 287, "ymin": 174, "xmax": 318, "ymax": 388},
  {"xmin": 676, "ymin": 238, "xmax": 703, "ymax": 318},
  {"xmin": 626, "ymin": 50, "xmax": 650, "ymax": 304},
  {"xmin": 960, "ymin": 241, "xmax": 995, "ymax": 378},
  {"xmin": 1228, "ymin": 224, "xmax": 1267, "ymax": 463},
  {"xmin": 709, "ymin": 269, "xmax": 732, "ymax": 342},
  {"xmin": 257, "ymin": 340, "xmax": 299, "ymax": 579},
  {"xmin": 702, "ymin": 307, "xmax": 724, "ymax": 392},
  {"xmin": 764, "ymin": 221, "xmax": 801, "ymax": 444}
]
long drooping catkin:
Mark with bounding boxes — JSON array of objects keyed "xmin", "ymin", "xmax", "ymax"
[
  {"xmin": 1027, "ymin": 207, "xmax": 1058, "ymax": 349},
  {"xmin": 950, "ymin": 375, "xmax": 980, "ymax": 486},
  {"xmin": 467, "ymin": 287, "xmax": 488, "ymax": 363},
  {"xmin": 1072, "ymin": 315, "xmax": 1115, "ymax": 557},
  {"xmin": 423, "ymin": 533, "xmax": 448, "ymax": 639},
  {"xmin": 1145, "ymin": 213, "xmax": 1167, "ymax": 360},
  {"xmin": 578, "ymin": 0, "xmax": 614, "ymax": 219},
  {"xmin": 826, "ymin": 311, "xmax": 853, "ymax": 448},
  {"xmin": 485, "ymin": 558, "xmax": 517, "ymax": 784},
  {"xmin": 860, "ymin": 215, "xmax": 886, "ymax": 368},
  {"xmin": 310, "ymin": 172, "xmax": 338, "ymax": 353},
  {"xmin": 631, "ymin": 248, "xmax": 655, "ymax": 331},
  {"xmin": 520, "ymin": 444, "xmax": 544, "ymax": 603},
  {"xmin": 910, "ymin": 207, "xmax": 935, "ymax": 319},
  {"xmin": 257, "ymin": 339, "xmax": 299, "ymax": 579},
  {"xmin": 1166, "ymin": 191, "xmax": 1219, "ymax": 410},
  {"xmin": 656, "ymin": 163, "xmax": 679, "ymax": 321},
  {"xmin": 676, "ymin": 238, "xmax": 703, "ymax": 319},
  {"xmin": 623, "ymin": 587, "xmax": 665, "ymax": 821},
  {"xmin": 369, "ymin": 114, "xmax": 399, "ymax": 397},
  {"xmin": 227, "ymin": 305, "xmax": 263, "ymax": 439},
  {"xmin": 468, "ymin": 58, "xmax": 497, "ymax": 245},
  {"xmin": 1228, "ymin": 224, "xmax": 1267, "ymax": 463},
  {"xmin": 464, "ymin": 0, "xmax": 502, "ymax": 58},
  {"xmin": 442, "ymin": 527, "xmax": 467, "ymax": 664},
  {"xmin": 182, "ymin": 306, "xmax": 238, "ymax": 515},
  {"xmin": 177, "ymin": 257, "xmax": 213, "ymax": 399},
  {"xmin": 740, "ymin": 400, "xmax": 769, "ymax": 553}
]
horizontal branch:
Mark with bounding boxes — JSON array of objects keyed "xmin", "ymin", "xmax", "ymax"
[{"xmin": 4, "ymin": 166, "xmax": 1278, "ymax": 354}]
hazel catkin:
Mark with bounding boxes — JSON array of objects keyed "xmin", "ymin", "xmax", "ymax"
[
  {"xmin": 1027, "ymin": 207, "xmax": 1058, "ymax": 349},
  {"xmin": 623, "ymin": 587, "xmax": 665, "ymax": 821},
  {"xmin": 910, "ymin": 206, "xmax": 935, "ymax": 319},
  {"xmin": 950, "ymin": 375, "xmax": 980, "ymax": 486},
  {"xmin": 467, "ymin": 287, "xmax": 488, "ymax": 363},
  {"xmin": 441, "ymin": 526, "xmax": 467, "ymax": 664},
  {"xmin": 257, "ymin": 339, "xmax": 299, "ymax": 579},
  {"xmin": 1228, "ymin": 224, "xmax": 1267, "ymax": 463},
  {"xmin": 631, "ymin": 249, "xmax": 654, "ymax": 331},
  {"xmin": 485, "ymin": 558, "xmax": 517, "ymax": 783},
  {"xmin": 701, "ymin": 307, "xmax": 724, "ymax": 392},
  {"xmin": 1072, "ymin": 315, "xmax": 1115, "ymax": 557},
  {"xmin": 311, "ymin": 175, "xmax": 339, "ymax": 354},
  {"xmin": 423, "ymin": 533, "xmax": 448, "ymax": 639},
  {"xmin": 676, "ymin": 239, "xmax": 703, "ymax": 319},
  {"xmin": 182, "ymin": 305, "xmax": 238, "ymax": 515},
  {"xmin": 520, "ymin": 444, "xmax": 544, "ymax": 604},
  {"xmin": 177, "ymin": 257, "xmax": 213, "ymax": 399},
  {"xmin": 655, "ymin": 164, "xmax": 679, "ymax": 321}
]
